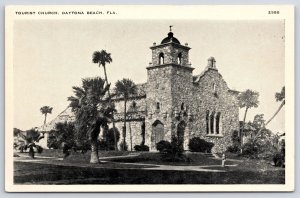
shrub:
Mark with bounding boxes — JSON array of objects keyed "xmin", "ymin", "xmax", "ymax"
[
  {"xmin": 273, "ymin": 152, "xmax": 285, "ymax": 167},
  {"xmin": 98, "ymin": 139, "xmax": 108, "ymax": 151},
  {"xmin": 36, "ymin": 145, "xmax": 43, "ymax": 154},
  {"xmin": 106, "ymin": 128, "xmax": 120, "ymax": 150},
  {"xmin": 227, "ymin": 145, "xmax": 240, "ymax": 153},
  {"xmin": 188, "ymin": 137, "xmax": 214, "ymax": 153},
  {"xmin": 119, "ymin": 141, "xmax": 128, "ymax": 151},
  {"xmin": 170, "ymin": 136, "xmax": 184, "ymax": 155},
  {"xmin": 134, "ymin": 144, "xmax": 149, "ymax": 151},
  {"xmin": 157, "ymin": 137, "xmax": 186, "ymax": 162},
  {"xmin": 241, "ymin": 142, "xmax": 259, "ymax": 158},
  {"xmin": 156, "ymin": 140, "xmax": 172, "ymax": 153}
]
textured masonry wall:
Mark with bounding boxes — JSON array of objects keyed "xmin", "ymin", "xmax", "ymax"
[
  {"xmin": 114, "ymin": 121, "xmax": 144, "ymax": 151},
  {"xmin": 189, "ymin": 69, "xmax": 240, "ymax": 153},
  {"xmin": 145, "ymin": 66, "xmax": 173, "ymax": 150},
  {"xmin": 114, "ymin": 98, "xmax": 146, "ymax": 114},
  {"xmin": 151, "ymin": 44, "xmax": 190, "ymax": 66}
]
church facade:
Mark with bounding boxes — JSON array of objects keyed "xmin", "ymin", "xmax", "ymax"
[{"xmin": 113, "ymin": 30, "xmax": 240, "ymax": 153}]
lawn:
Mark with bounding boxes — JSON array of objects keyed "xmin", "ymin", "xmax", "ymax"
[
  {"xmin": 14, "ymin": 149, "xmax": 285, "ymax": 184},
  {"xmin": 14, "ymin": 160, "xmax": 284, "ymax": 184}
]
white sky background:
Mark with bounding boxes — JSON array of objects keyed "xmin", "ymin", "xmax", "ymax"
[{"xmin": 13, "ymin": 20, "xmax": 285, "ymax": 132}]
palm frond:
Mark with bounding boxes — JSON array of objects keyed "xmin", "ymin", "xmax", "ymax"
[{"xmin": 92, "ymin": 50, "xmax": 112, "ymax": 67}]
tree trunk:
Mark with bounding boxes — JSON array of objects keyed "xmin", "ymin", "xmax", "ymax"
[
  {"xmin": 129, "ymin": 122, "xmax": 132, "ymax": 151},
  {"xmin": 123, "ymin": 99, "xmax": 127, "ymax": 151},
  {"xmin": 240, "ymin": 108, "xmax": 248, "ymax": 141},
  {"xmin": 265, "ymin": 100, "xmax": 285, "ymax": 126},
  {"xmin": 44, "ymin": 113, "xmax": 47, "ymax": 125},
  {"xmin": 141, "ymin": 122, "xmax": 145, "ymax": 145},
  {"xmin": 101, "ymin": 64, "xmax": 118, "ymax": 151},
  {"xmin": 90, "ymin": 138, "xmax": 99, "ymax": 163},
  {"xmin": 240, "ymin": 107, "xmax": 248, "ymax": 153},
  {"xmin": 253, "ymin": 100, "xmax": 285, "ymax": 142}
]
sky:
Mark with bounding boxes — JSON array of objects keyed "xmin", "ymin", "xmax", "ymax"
[{"xmin": 13, "ymin": 19, "xmax": 285, "ymax": 133}]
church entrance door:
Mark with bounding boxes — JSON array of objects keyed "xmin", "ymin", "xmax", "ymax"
[
  {"xmin": 152, "ymin": 120, "xmax": 164, "ymax": 144},
  {"xmin": 177, "ymin": 121, "xmax": 186, "ymax": 150}
]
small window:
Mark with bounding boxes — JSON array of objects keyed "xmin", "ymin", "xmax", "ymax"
[
  {"xmin": 213, "ymin": 83, "xmax": 216, "ymax": 92},
  {"xmin": 181, "ymin": 103, "xmax": 185, "ymax": 111},
  {"xmin": 132, "ymin": 101, "xmax": 136, "ymax": 108},
  {"xmin": 159, "ymin": 53, "xmax": 164, "ymax": 65},
  {"xmin": 156, "ymin": 102, "xmax": 160, "ymax": 110}
]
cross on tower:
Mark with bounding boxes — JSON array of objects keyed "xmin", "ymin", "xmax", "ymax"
[{"xmin": 169, "ymin": 25, "xmax": 173, "ymax": 32}]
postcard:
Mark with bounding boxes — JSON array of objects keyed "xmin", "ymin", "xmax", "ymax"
[{"xmin": 5, "ymin": 5, "xmax": 294, "ymax": 192}]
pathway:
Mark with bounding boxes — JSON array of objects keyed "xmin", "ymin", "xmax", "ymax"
[{"xmin": 14, "ymin": 152, "xmax": 239, "ymax": 173}]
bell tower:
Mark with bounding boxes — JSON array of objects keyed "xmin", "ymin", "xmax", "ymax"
[
  {"xmin": 149, "ymin": 29, "xmax": 191, "ymax": 67},
  {"xmin": 145, "ymin": 28, "xmax": 194, "ymax": 150}
]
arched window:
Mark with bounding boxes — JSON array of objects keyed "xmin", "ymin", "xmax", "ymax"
[
  {"xmin": 177, "ymin": 52, "xmax": 182, "ymax": 65},
  {"xmin": 181, "ymin": 103, "xmax": 185, "ymax": 111},
  {"xmin": 216, "ymin": 112, "xmax": 221, "ymax": 134},
  {"xmin": 210, "ymin": 111, "xmax": 215, "ymax": 134},
  {"xmin": 206, "ymin": 110, "xmax": 210, "ymax": 134},
  {"xmin": 159, "ymin": 53, "xmax": 164, "ymax": 65}
]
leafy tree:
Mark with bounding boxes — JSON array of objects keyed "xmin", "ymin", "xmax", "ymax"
[
  {"xmin": 68, "ymin": 77, "xmax": 114, "ymax": 163},
  {"xmin": 14, "ymin": 128, "xmax": 44, "ymax": 153},
  {"xmin": 253, "ymin": 86, "xmax": 285, "ymax": 141},
  {"xmin": 106, "ymin": 128, "xmax": 120, "ymax": 150},
  {"xmin": 47, "ymin": 122, "xmax": 76, "ymax": 149},
  {"xmin": 241, "ymin": 114, "xmax": 280, "ymax": 159},
  {"xmin": 92, "ymin": 50, "xmax": 118, "ymax": 151},
  {"xmin": 237, "ymin": 89, "xmax": 259, "ymax": 148},
  {"xmin": 252, "ymin": 114, "xmax": 265, "ymax": 131},
  {"xmin": 115, "ymin": 78, "xmax": 137, "ymax": 151},
  {"xmin": 40, "ymin": 106, "xmax": 53, "ymax": 125}
]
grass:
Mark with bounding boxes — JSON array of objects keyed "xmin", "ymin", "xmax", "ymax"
[
  {"xmin": 14, "ymin": 161, "xmax": 284, "ymax": 184},
  {"xmin": 105, "ymin": 152, "xmax": 237, "ymax": 166},
  {"xmin": 14, "ymin": 149, "xmax": 285, "ymax": 184}
]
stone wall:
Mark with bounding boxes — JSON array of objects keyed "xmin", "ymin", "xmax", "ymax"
[
  {"xmin": 189, "ymin": 68, "xmax": 240, "ymax": 153},
  {"xmin": 151, "ymin": 44, "xmax": 190, "ymax": 66},
  {"xmin": 114, "ymin": 97, "xmax": 146, "ymax": 120},
  {"xmin": 114, "ymin": 120, "xmax": 144, "ymax": 151},
  {"xmin": 145, "ymin": 65, "xmax": 173, "ymax": 150}
]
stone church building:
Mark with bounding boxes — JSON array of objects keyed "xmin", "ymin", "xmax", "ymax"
[{"xmin": 112, "ymin": 30, "xmax": 240, "ymax": 153}]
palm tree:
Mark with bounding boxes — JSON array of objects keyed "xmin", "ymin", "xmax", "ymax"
[
  {"xmin": 68, "ymin": 77, "xmax": 114, "ymax": 163},
  {"xmin": 15, "ymin": 128, "xmax": 44, "ymax": 154},
  {"xmin": 237, "ymin": 89, "xmax": 259, "ymax": 148},
  {"xmin": 40, "ymin": 106, "xmax": 53, "ymax": 125},
  {"xmin": 92, "ymin": 50, "xmax": 118, "ymax": 151},
  {"xmin": 115, "ymin": 79, "xmax": 137, "ymax": 151},
  {"xmin": 253, "ymin": 86, "xmax": 285, "ymax": 141}
]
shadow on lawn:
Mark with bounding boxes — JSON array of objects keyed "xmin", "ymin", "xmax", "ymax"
[{"xmin": 14, "ymin": 161, "xmax": 285, "ymax": 184}]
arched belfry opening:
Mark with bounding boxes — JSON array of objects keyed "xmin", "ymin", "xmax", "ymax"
[
  {"xmin": 152, "ymin": 120, "xmax": 164, "ymax": 144},
  {"xmin": 159, "ymin": 53, "xmax": 164, "ymax": 65},
  {"xmin": 177, "ymin": 121, "xmax": 187, "ymax": 150},
  {"xmin": 177, "ymin": 52, "xmax": 182, "ymax": 65}
]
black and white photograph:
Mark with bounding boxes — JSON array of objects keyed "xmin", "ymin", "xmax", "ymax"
[{"xmin": 5, "ymin": 5, "xmax": 295, "ymax": 192}]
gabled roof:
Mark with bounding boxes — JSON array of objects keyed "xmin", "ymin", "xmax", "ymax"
[
  {"xmin": 36, "ymin": 107, "xmax": 75, "ymax": 132},
  {"xmin": 193, "ymin": 67, "xmax": 219, "ymax": 84}
]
